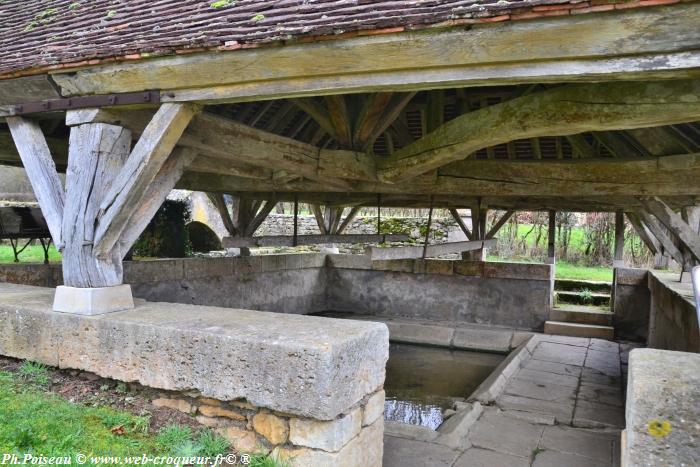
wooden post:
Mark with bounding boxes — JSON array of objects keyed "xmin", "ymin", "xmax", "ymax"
[
  {"xmin": 613, "ymin": 210, "xmax": 625, "ymax": 268},
  {"xmin": 62, "ymin": 123, "xmax": 132, "ymax": 287},
  {"xmin": 547, "ymin": 210, "xmax": 556, "ymax": 265},
  {"xmin": 422, "ymin": 197, "xmax": 434, "ymax": 259},
  {"xmin": 293, "ymin": 196, "xmax": 298, "ymax": 247}
]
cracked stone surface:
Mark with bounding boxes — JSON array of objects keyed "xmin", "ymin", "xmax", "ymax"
[{"xmin": 384, "ymin": 335, "xmax": 625, "ymax": 467}]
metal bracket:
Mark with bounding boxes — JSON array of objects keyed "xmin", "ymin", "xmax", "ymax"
[{"xmin": 13, "ymin": 91, "xmax": 160, "ymax": 115}]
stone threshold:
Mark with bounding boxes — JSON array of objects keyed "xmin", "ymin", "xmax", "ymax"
[{"xmin": 321, "ymin": 314, "xmax": 534, "ymax": 353}]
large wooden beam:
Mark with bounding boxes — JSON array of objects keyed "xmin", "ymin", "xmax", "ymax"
[
  {"xmin": 223, "ymin": 233, "xmax": 409, "ymax": 248},
  {"xmin": 93, "ymin": 103, "xmax": 198, "ymax": 258},
  {"xmin": 6, "ymin": 117, "xmax": 65, "ymax": 248},
  {"xmin": 640, "ymin": 196, "xmax": 700, "ymax": 262},
  {"xmin": 379, "ymin": 80, "xmax": 700, "ymax": 181},
  {"xmin": 639, "ymin": 211, "xmax": 684, "ymax": 265},
  {"xmin": 626, "ymin": 212, "xmax": 660, "ymax": 255},
  {"xmin": 181, "ymin": 152, "xmax": 700, "ymax": 198},
  {"xmin": 48, "ymin": 5, "xmax": 700, "ymax": 103},
  {"xmin": 366, "ymin": 239, "xmax": 497, "ymax": 260},
  {"xmin": 449, "ymin": 209, "xmax": 473, "ymax": 241}
]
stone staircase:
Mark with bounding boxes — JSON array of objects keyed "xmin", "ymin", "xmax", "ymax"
[{"xmin": 545, "ymin": 279, "xmax": 615, "ymax": 339}]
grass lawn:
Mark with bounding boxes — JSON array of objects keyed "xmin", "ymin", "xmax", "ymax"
[
  {"xmin": 0, "ymin": 244, "xmax": 61, "ymax": 264},
  {"xmin": 487, "ymin": 255, "xmax": 613, "ymax": 282},
  {"xmin": 554, "ymin": 261, "xmax": 613, "ymax": 282},
  {"xmin": 0, "ymin": 362, "xmax": 281, "ymax": 466}
]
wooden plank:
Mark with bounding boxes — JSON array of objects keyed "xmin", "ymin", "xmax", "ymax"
[
  {"xmin": 6, "ymin": 117, "xmax": 65, "ymax": 248},
  {"xmin": 380, "ymin": 80, "xmax": 700, "ymax": 181},
  {"xmin": 366, "ymin": 239, "xmax": 497, "ymax": 260},
  {"xmin": 93, "ymin": 103, "xmax": 198, "ymax": 258},
  {"xmin": 50, "ymin": 5, "xmax": 700, "ymax": 101},
  {"xmin": 353, "ymin": 93, "xmax": 394, "ymax": 149},
  {"xmin": 223, "ymin": 233, "xmax": 409, "ymax": 248},
  {"xmin": 640, "ymin": 196, "xmax": 700, "ymax": 261}
]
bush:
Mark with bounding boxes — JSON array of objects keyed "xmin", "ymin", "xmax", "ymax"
[{"xmin": 132, "ymin": 201, "xmax": 191, "ymax": 258}]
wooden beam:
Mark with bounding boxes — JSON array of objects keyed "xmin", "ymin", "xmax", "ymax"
[
  {"xmin": 379, "ymin": 80, "xmax": 700, "ymax": 181},
  {"xmin": 6, "ymin": 117, "xmax": 65, "ymax": 248},
  {"xmin": 361, "ymin": 92, "xmax": 417, "ymax": 152},
  {"xmin": 118, "ymin": 148, "xmax": 197, "ymax": 255},
  {"xmin": 244, "ymin": 198, "xmax": 278, "ymax": 237},
  {"xmin": 62, "ymin": 123, "xmax": 131, "ymax": 287},
  {"xmin": 223, "ymin": 233, "xmax": 409, "ymax": 248},
  {"xmin": 614, "ymin": 210, "xmax": 625, "ymax": 267},
  {"xmin": 336, "ymin": 206, "xmax": 361, "ymax": 235},
  {"xmin": 291, "ymin": 98, "xmax": 338, "ymax": 141},
  {"xmin": 486, "ymin": 210, "xmax": 514, "ymax": 239},
  {"xmin": 48, "ymin": 5, "xmax": 700, "ymax": 104},
  {"xmin": 639, "ymin": 211, "xmax": 685, "ymax": 265},
  {"xmin": 324, "ymin": 95, "xmax": 352, "ymax": 147},
  {"xmin": 640, "ymin": 196, "xmax": 700, "ymax": 262},
  {"xmin": 311, "ymin": 204, "xmax": 328, "ymax": 235},
  {"xmin": 353, "ymin": 93, "xmax": 395, "ymax": 149},
  {"xmin": 547, "ymin": 210, "xmax": 556, "ymax": 264},
  {"xmin": 179, "ymin": 152, "xmax": 700, "ymax": 199},
  {"xmin": 626, "ymin": 212, "xmax": 659, "ymax": 255},
  {"xmin": 207, "ymin": 193, "xmax": 238, "ymax": 237},
  {"xmin": 566, "ymin": 134, "xmax": 598, "ymax": 159},
  {"xmin": 366, "ymin": 239, "xmax": 497, "ymax": 260},
  {"xmin": 93, "ymin": 103, "xmax": 198, "ymax": 258},
  {"xmin": 449, "ymin": 208, "xmax": 473, "ymax": 241}
]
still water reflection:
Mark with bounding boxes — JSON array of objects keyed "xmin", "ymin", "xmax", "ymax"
[{"xmin": 384, "ymin": 343, "xmax": 504, "ymax": 430}]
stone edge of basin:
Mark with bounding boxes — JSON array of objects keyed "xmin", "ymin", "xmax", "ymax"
[
  {"xmin": 0, "ymin": 283, "xmax": 389, "ymax": 421},
  {"xmin": 623, "ymin": 348, "xmax": 700, "ymax": 467},
  {"xmin": 384, "ymin": 334, "xmax": 539, "ymax": 449}
]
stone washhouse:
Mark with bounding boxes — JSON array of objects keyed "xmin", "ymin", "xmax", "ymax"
[{"xmin": 0, "ymin": 1, "xmax": 699, "ymax": 466}]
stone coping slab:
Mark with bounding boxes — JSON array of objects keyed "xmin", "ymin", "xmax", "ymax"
[
  {"xmin": 0, "ymin": 283, "xmax": 388, "ymax": 420},
  {"xmin": 624, "ymin": 348, "xmax": 700, "ymax": 467},
  {"xmin": 648, "ymin": 270, "xmax": 696, "ymax": 308}
]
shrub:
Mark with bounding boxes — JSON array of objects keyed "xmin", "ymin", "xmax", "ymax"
[{"xmin": 132, "ymin": 201, "xmax": 192, "ymax": 258}]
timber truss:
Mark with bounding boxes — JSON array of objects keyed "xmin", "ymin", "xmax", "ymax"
[{"xmin": 1, "ymin": 2, "xmax": 700, "ymax": 283}]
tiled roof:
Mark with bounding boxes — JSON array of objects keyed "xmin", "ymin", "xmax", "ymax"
[{"xmin": 0, "ymin": 0, "xmax": 681, "ymax": 78}]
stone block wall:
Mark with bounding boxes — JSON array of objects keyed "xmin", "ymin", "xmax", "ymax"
[
  {"xmin": 326, "ymin": 256, "xmax": 554, "ymax": 330},
  {"xmin": 647, "ymin": 271, "xmax": 699, "ymax": 352},
  {"xmin": 0, "ymin": 283, "xmax": 389, "ymax": 466},
  {"xmin": 612, "ymin": 267, "xmax": 650, "ymax": 342},
  {"xmin": 151, "ymin": 389, "xmax": 385, "ymax": 466}
]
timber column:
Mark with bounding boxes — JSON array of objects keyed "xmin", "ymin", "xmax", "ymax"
[{"xmin": 8, "ymin": 103, "xmax": 197, "ymax": 315}]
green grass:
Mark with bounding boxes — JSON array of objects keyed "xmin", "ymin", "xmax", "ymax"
[
  {"xmin": 0, "ymin": 364, "xmax": 282, "ymax": 466},
  {"xmin": 554, "ymin": 262, "xmax": 613, "ymax": 281},
  {"xmin": 0, "ymin": 244, "xmax": 61, "ymax": 264}
]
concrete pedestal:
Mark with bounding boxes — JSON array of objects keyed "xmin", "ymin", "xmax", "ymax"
[{"xmin": 53, "ymin": 284, "xmax": 135, "ymax": 315}]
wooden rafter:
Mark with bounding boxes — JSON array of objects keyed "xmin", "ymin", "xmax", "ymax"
[
  {"xmin": 486, "ymin": 210, "xmax": 515, "ymax": 239},
  {"xmin": 379, "ymin": 80, "xmax": 700, "ymax": 181},
  {"xmin": 449, "ymin": 208, "xmax": 473, "ymax": 241},
  {"xmin": 639, "ymin": 211, "xmax": 684, "ymax": 265},
  {"xmin": 640, "ymin": 196, "xmax": 700, "ymax": 262}
]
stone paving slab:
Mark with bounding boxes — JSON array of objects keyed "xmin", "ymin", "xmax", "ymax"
[
  {"xmin": 533, "ymin": 449, "xmax": 609, "ymax": 467},
  {"xmin": 523, "ymin": 358, "xmax": 582, "ymax": 377},
  {"xmin": 539, "ymin": 426, "xmax": 617, "ymax": 463},
  {"xmin": 469, "ymin": 409, "xmax": 545, "ymax": 458},
  {"xmin": 453, "ymin": 447, "xmax": 529, "ymax": 467},
  {"xmin": 531, "ymin": 341, "xmax": 587, "ymax": 366},
  {"xmin": 385, "ymin": 333, "xmax": 626, "ymax": 467},
  {"xmin": 383, "ymin": 435, "xmax": 460, "ymax": 467}
]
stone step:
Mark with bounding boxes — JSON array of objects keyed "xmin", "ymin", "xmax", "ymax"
[
  {"xmin": 554, "ymin": 279, "xmax": 612, "ymax": 294},
  {"xmin": 556, "ymin": 290, "xmax": 610, "ymax": 307},
  {"xmin": 544, "ymin": 321, "xmax": 615, "ymax": 340},
  {"xmin": 550, "ymin": 306, "xmax": 613, "ymax": 326}
]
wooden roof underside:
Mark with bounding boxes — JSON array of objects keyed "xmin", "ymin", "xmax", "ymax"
[{"xmin": 1, "ymin": 3, "xmax": 699, "ymax": 212}]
